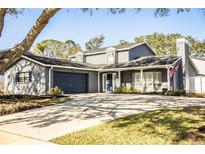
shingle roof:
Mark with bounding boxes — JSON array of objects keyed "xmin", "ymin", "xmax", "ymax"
[
  {"xmin": 100, "ymin": 55, "xmax": 179, "ymax": 69},
  {"xmin": 23, "ymin": 52, "xmax": 99, "ymax": 69},
  {"xmin": 1, "ymin": 49, "xmax": 178, "ymax": 71},
  {"xmin": 84, "ymin": 42, "xmax": 142, "ymax": 54},
  {"xmin": 0, "ymin": 49, "xmax": 99, "ymax": 70}
]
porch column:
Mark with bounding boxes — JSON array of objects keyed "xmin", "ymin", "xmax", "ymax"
[
  {"xmin": 167, "ymin": 67, "xmax": 171, "ymax": 90},
  {"xmin": 118, "ymin": 71, "xmax": 121, "ymax": 87},
  {"xmin": 140, "ymin": 69, "xmax": 143, "ymax": 92},
  {"xmin": 98, "ymin": 72, "xmax": 100, "ymax": 92}
]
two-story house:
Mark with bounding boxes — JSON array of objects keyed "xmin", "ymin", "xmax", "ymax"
[{"xmin": 3, "ymin": 39, "xmax": 204, "ymax": 95}]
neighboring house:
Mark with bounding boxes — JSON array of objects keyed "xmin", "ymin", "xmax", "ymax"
[
  {"xmin": 189, "ymin": 57, "xmax": 205, "ymax": 93},
  {"xmin": 2, "ymin": 39, "xmax": 205, "ymax": 95}
]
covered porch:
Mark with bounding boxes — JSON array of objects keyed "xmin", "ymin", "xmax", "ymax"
[{"xmin": 98, "ymin": 66, "xmax": 175, "ymax": 93}]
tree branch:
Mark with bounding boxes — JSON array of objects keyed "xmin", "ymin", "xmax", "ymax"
[
  {"xmin": 0, "ymin": 8, "xmax": 60, "ymax": 70},
  {"xmin": 0, "ymin": 8, "xmax": 7, "ymax": 37}
]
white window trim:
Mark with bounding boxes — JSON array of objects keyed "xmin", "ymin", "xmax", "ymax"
[{"xmin": 132, "ymin": 71, "xmax": 163, "ymax": 92}]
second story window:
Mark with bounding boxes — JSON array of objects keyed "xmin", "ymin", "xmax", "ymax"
[{"xmin": 15, "ymin": 72, "xmax": 32, "ymax": 84}]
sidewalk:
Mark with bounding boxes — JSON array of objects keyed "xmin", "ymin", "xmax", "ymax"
[{"xmin": 0, "ymin": 130, "xmax": 53, "ymax": 144}]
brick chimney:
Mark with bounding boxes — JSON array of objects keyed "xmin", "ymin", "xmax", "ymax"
[{"xmin": 176, "ymin": 38, "xmax": 190, "ymax": 93}]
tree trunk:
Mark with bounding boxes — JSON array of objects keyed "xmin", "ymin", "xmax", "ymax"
[
  {"xmin": 0, "ymin": 8, "xmax": 60, "ymax": 70},
  {"xmin": 0, "ymin": 8, "xmax": 7, "ymax": 37}
]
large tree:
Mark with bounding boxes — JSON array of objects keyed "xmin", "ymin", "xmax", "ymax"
[
  {"xmin": 34, "ymin": 39, "xmax": 81, "ymax": 59},
  {"xmin": 134, "ymin": 33, "xmax": 205, "ymax": 56},
  {"xmin": 85, "ymin": 34, "xmax": 105, "ymax": 50},
  {"xmin": 119, "ymin": 40, "xmax": 129, "ymax": 45},
  {"xmin": 0, "ymin": 8, "xmax": 193, "ymax": 70},
  {"xmin": 65, "ymin": 40, "xmax": 81, "ymax": 56}
]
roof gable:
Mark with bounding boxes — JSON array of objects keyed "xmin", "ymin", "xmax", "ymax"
[{"xmin": 82, "ymin": 42, "xmax": 156, "ymax": 55}]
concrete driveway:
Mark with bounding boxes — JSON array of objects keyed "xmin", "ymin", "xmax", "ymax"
[{"xmin": 0, "ymin": 93, "xmax": 205, "ymax": 144}]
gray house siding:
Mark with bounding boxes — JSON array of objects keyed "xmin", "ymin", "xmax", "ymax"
[
  {"xmin": 85, "ymin": 53, "xmax": 107, "ymax": 64},
  {"xmin": 117, "ymin": 51, "xmax": 129, "ymax": 63},
  {"xmin": 4, "ymin": 58, "xmax": 47, "ymax": 95},
  {"xmin": 189, "ymin": 62, "xmax": 196, "ymax": 76},
  {"xmin": 51, "ymin": 68, "xmax": 98, "ymax": 93},
  {"xmin": 129, "ymin": 44, "xmax": 155, "ymax": 61},
  {"xmin": 173, "ymin": 62, "xmax": 184, "ymax": 90},
  {"xmin": 88, "ymin": 71, "xmax": 98, "ymax": 92},
  {"xmin": 173, "ymin": 60, "xmax": 197, "ymax": 91},
  {"xmin": 83, "ymin": 44, "xmax": 155, "ymax": 65}
]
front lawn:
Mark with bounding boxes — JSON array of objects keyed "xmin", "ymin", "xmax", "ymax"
[
  {"xmin": 51, "ymin": 106, "xmax": 205, "ymax": 145},
  {"xmin": 0, "ymin": 96, "xmax": 71, "ymax": 116}
]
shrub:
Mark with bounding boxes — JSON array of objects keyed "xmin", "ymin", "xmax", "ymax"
[
  {"xmin": 165, "ymin": 89, "xmax": 186, "ymax": 96},
  {"xmin": 47, "ymin": 86, "xmax": 63, "ymax": 96},
  {"xmin": 114, "ymin": 86, "xmax": 140, "ymax": 94}
]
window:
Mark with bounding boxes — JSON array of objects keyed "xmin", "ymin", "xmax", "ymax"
[
  {"xmin": 132, "ymin": 71, "xmax": 163, "ymax": 92},
  {"xmin": 132, "ymin": 72, "xmax": 141, "ymax": 90},
  {"xmin": 144, "ymin": 72, "xmax": 153, "ymax": 92},
  {"xmin": 153, "ymin": 72, "xmax": 162, "ymax": 83},
  {"xmin": 15, "ymin": 72, "xmax": 32, "ymax": 84},
  {"xmin": 153, "ymin": 72, "xmax": 162, "ymax": 92}
]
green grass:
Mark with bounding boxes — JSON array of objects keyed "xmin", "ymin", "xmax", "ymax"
[{"xmin": 51, "ymin": 106, "xmax": 205, "ymax": 145}]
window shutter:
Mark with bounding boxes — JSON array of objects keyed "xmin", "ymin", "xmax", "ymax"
[
  {"xmin": 15, "ymin": 73, "xmax": 19, "ymax": 82},
  {"xmin": 29, "ymin": 72, "xmax": 32, "ymax": 82}
]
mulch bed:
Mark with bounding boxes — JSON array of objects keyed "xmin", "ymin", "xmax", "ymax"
[
  {"xmin": 0, "ymin": 94, "xmax": 67, "ymax": 103},
  {"xmin": 0, "ymin": 94, "xmax": 70, "ymax": 116},
  {"xmin": 0, "ymin": 102, "xmax": 41, "ymax": 116}
]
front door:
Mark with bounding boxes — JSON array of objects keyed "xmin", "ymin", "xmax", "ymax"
[
  {"xmin": 106, "ymin": 74, "xmax": 113, "ymax": 92},
  {"xmin": 102, "ymin": 73, "xmax": 117, "ymax": 92}
]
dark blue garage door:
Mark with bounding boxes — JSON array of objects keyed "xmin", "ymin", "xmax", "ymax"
[{"xmin": 53, "ymin": 71, "xmax": 88, "ymax": 94}]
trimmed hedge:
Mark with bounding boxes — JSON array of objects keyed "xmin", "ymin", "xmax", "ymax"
[
  {"xmin": 165, "ymin": 90, "xmax": 186, "ymax": 96},
  {"xmin": 114, "ymin": 86, "xmax": 141, "ymax": 94}
]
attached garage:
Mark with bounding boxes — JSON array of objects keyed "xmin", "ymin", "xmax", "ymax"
[{"xmin": 53, "ymin": 71, "xmax": 88, "ymax": 94}]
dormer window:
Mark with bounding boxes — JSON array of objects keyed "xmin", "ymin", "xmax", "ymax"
[
  {"xmin": 106, "ymin": 47, "xmax": 116, "ymax": 64},
  {"xmin": 75, "ymin": 52, "xmax": 84, "ymax": 63}
]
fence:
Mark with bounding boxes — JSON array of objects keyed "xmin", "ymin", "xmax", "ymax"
[{"xmin": 189, "ymin": 76, "xmax": 205, "ymax": 93}]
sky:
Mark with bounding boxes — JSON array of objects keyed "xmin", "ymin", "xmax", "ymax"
[{"xmin": 0, "ymin": 8, "xmax": 205, "ymax": 50}]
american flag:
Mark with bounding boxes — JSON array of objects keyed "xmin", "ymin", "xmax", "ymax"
[{"xmin": 169, "ymin": 63, "xmax": 180, "ymax": 78}]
